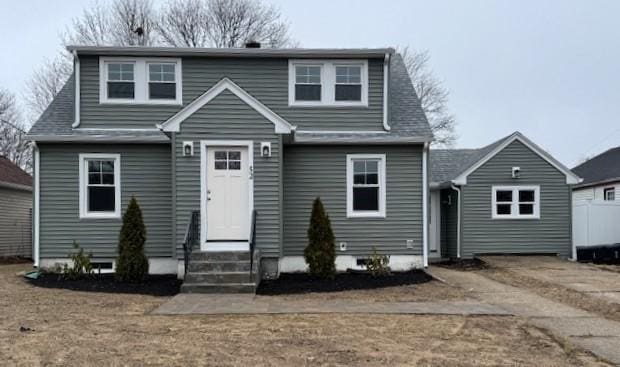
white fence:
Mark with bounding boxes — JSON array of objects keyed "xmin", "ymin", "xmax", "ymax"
[{"xmin": 573, "ymin": 200, "xmax": 620, "ymax": 247}]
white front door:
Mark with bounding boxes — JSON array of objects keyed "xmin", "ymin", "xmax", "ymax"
[{"xmin": 206, "ymin": 146, "xmax": 250, "ymax": 242}]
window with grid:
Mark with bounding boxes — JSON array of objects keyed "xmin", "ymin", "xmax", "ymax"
[
  {"xmin": 107, "ymin": 63, "xmax": 135, "ymax": 99},
  {"xmin": 604, "ymin": 187, "xmax": 615, "ymax": 201},
  {"xmin": 492, "ymin": 186, "xmax": 539, "ymax": 219},
  {"xmin": 335, "ymin": 65, "xmax": 362, "ymax": 101},
  {"xmin": 86, "ymin": 159, "xmax": 117, "ymax": 213},
  {"xmin": 347, "ymin": 155, "xmax": 385, "ymax": 217},
  {"xmin": 294, "ymin": 65, "xmax": 321, "ymax": 101},
  {"xmin": 148, "ymin": 63, "xmax": 176, "ymax": 100}
]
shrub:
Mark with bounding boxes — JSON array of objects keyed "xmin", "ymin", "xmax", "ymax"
[
  {"xmin": 62, "ymin": 241, "xmax": 93, "ymax": 280},
  {"xmin": 115, "ymin": 196, "xmax": 149, "ymax": 282},
  {"xmin": 304, "ymin": 197, "xmax": 336, "ymax": 279},
  {"xmin": 366, "ymin": 247, "xmax": 390, "ymax": 277}
]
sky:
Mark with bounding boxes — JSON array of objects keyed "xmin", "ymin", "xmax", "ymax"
[{"xmin": 1, "ymin": 0, "xmax": 619, "ymax": 167}]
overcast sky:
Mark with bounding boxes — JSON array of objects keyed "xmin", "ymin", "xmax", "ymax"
[{"xmin": 2, "ymin": 0, "xmax": 619, "ymax": 166}]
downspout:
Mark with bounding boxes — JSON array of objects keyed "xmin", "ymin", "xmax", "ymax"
[
  {"xmin": 382, "ymin": 53, "xmax": 391, "ymax": 131},
  {"xmin": 71, "ymin": 50, "xmax": 81, "ymax": 128},
  {"xmin": 422, "ymin": 143, "xmax": 429, "ymax": 267},
  {"xmin": 450, "ymin": 184, "xmax": 461, "ymax": 259},
  {"xmin": 33, "ymin": 143, "xmax": 40, "ymax": 267}
]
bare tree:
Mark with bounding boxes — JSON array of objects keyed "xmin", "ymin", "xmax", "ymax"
[
  {"xmin": 157, "ymin": 0, "xmax": 210, "ymax": 47},
  {"xmin": 111, "ymin": 0, "xmax": 157, "ymax": 46},
  {"xmin": 400, "ymin": 47, "xmax": 457, "ymax": 147},
  {"xmin": 0, "ymin": 89, "xmax": 32, "ymax": 172},
  {"xmin": 206, "ymin": 0, "xmax": 292, "ymax": 48},
  {"xmin": 63, "ymin": 1, "xmax": 112, "ymax": 46},
  {"xmin": 24, "ymin": 54, "xmax": 72, "ymax": 121}
]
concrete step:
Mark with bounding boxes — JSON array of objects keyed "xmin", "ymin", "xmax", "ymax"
[
  {"xmin": 181, "ymin": 282, "xmax": 256, "ymax": 294},
  {"xmin": 188, "ymin": 260, "xmax": 252, "ymax": 273},
  {"xmin": 184, "ymin": 272, "xmax": 253, "ymax": 284},
  {"xmin": 190, "ymin": 251, "xmax": 250, "ymax": 262}
]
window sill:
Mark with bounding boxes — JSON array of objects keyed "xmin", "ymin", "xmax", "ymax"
[
  {"xmin": 289, "ymin": 101, "xmax": 368, "ymax": 108},
  {"xmin": 99, "ymin": 99, "xmax": 182, "ymax": 106},
  {"xmin": 347, "ymin": 212, "xmax": 386, "ymax": 219},
  {"xmin": 80, "ymin": 213, "xmax": 121, "ymax": 220},
  {"xmin": 491, "ymin": 215, "xmax": 540, "ymax": 220}
]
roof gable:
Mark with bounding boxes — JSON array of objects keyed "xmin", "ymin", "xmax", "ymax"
[
  {"xmin": 452, "ymin": 132, "xmax": 581, "ymax": 185},
  {"xmin": 158, "ymin": 78, "xmax": 294, "ymax": 134}
]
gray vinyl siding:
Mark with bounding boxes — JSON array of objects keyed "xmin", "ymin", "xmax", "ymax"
[
  {"xmin": 440, "ymin": 188, "xmax": 458, "ymax": 259},
  {"xmin": 38, "ymin": 144, "xmax": 172, "ymax": 258},
  {"xmin": 174, "ymin": 90, "xmax": 281, "ymax": 258},
  {"xmin": 79, "ymin": 56, "xmax": 384, "ymax": 131},
  {"xmin": 460, "ymin": 140, "xmax": 572, "ymax": 258},
  {"xmin": 283, "ymin": 145, "xmax": 423, "ymax": 257},
  {"xmin": 0, "ymin": 187, "xmax": 32, "ymax": 257}
]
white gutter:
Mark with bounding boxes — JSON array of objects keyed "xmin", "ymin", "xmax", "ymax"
[
  {"xmin": 71, "ymin": 50, "xmax": 81, "ymax": 128},
  {"xmin": 33, "ymin": 144, "xmax": 40, "ymax": 267},
  {"xmin": 382, "ymin": 53, "xmax": 391, "ymax": 131},
  {"xmin": 422, "ymin": 143, "xmax": 429, "ymax": 267},
  {"xmin": 451, "ymin": 183, "xmax": 461, "ymax": 259}
]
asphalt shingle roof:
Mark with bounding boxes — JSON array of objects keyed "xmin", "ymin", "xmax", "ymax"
[
  {"xmin": 572, "ymin": 146, "xmax": 620, "ymax": 187},
  {"xmin": 0, "ymin": 157, "xmax": 32, "ymax": 188},
  {"xmin": 28, "ymin": 49, "xmax": 431, "ymax": 143}
]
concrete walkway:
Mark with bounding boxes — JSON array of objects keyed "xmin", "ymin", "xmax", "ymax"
[
  {"xmin": 153, "ymin": 294, "xmax": 510, "ymax": 316},
  {"xmin": 480, "ymin": 256, "xmax": 620, "ymax": 305},
  {"xmin": 429, "ymin": 266, "xmax": 620, "ymax": 365}
]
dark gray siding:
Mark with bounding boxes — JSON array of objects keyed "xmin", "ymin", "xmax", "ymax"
[
  {"xmin": 39, "ymin": 144, "xmax": 172, "ymax": 258},
  {"xmin": 283, "ymin": 145, "xmax": 423, "ymax": 257},
  {"xmin": 0, "ymin": 187, "xmax": 32, "ymax": 257},
  {"xmin": 440, "ymin": 188, "xmax": 458, "ymax": 259},
  {"xmin": 80, "ymin": 56, "xmax": 384, "ymax": 131},
  {"xmin": 460, "ymin": 140, "xmax": 572, "ymax": 258},
  {"xmin": 174, "ymin": 90, "xmax": 281, "ymax": 258}
]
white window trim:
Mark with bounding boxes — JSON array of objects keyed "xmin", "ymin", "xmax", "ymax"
[
  {"xmin": 346, "ymin": 154, "xmax": 386, "ymax": 218},
  {"xmin": 99, "ymin": 57, "xmax": 182, "ymax": 105},
  {"xmin": 604, "ymin": 187, "xmax": 615, "ymax": 201},
  {"xmin": 288, "ymin": 60, "xmax": 368, "ymax": 107},
  {"xmin": 491, "ymin": 185, "xmax": 540, "ymax": 220},
  {"xmin": 79, "ymin": 153, "xmax": 121, "ymax": 219}
]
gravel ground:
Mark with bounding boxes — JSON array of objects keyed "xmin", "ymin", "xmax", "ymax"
[{"xmin": 0, "ymin": 263, "xmax": 609, "ymax": 366}]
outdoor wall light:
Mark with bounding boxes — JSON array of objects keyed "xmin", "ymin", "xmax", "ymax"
[
  {"xmin": 183, "ymin": 141, "xmax": 194, "ymax": 156},
  {"xmin": 261, "ymin": 142, "xmax": 271, "ymax": 157},
  {"xmin": 512, "ymin": 166, "xmax": 521, "ymax": 179}
]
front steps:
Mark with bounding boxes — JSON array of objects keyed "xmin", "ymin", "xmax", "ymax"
[{"xmin": 181, "ymin": 250, "xmax": 259, "ymax": 294}]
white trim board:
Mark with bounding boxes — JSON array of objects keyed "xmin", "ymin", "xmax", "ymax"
[
  {"xmin": 200, "ymin": 140, "xmax": 254, "ymax": 250},
  {"xmin": 159, "ymin": 78, "xmax": 295, "ymax": 134},
  {"xmin": 491, "ymin": 185, "xmax": 540, "ymax": 220},
  {"xmin": 452, "ymin": 132, "xmax": 582, "ymax": 186}
]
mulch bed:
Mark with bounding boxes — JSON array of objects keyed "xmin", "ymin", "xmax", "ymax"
[
  {"xmin": 257, "ymin": 270, "xmax": 432, "ymax": 295},
  {"xmin": 27, "ymin": 273, "xmax": 181, "ymax": 297},
  {"xmin": 0, "ymin": 256, "xmax": 32, "ymax": 265},
  {"xmin": 435, "ymin": 258, "xmax": 488, "ymax": 271}
]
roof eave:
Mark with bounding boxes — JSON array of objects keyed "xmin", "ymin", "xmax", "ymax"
[{"xmin": 26, "ymin": 134, "xmax": 170, "ymax": 144}]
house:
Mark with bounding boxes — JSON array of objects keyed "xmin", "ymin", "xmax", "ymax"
[
  {"xmin": 571, "ymin": 147, "xmax": 620, "ymax": 252},
  {"xmin": 27, "ymin": 45, "xmax": 434, "ymax": 290},
  {"xmin": 0, "ymin": 157, "xmax": 32, "ymax": 258},
  {"xmin": 573, "ymin": 147, "xmax": 620, "ymax": 202},
  {"xmin": 429, "ymin": 132, "xmax": 581, "ymax": 260}
]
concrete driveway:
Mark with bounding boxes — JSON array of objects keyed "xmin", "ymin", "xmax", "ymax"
[{"xmin": 480, "ymin": 256, "xmax": 620, "ymax": 305}]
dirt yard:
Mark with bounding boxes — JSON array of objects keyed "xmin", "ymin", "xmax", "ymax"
[{"xmin": 0, "ymin": 264, "xmax": 609, "ymax": 366}]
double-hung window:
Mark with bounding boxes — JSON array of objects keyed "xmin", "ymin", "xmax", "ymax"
[
  {"xmin": 294, "ymin": 65, "xmax": 322, "ymax": 102},
  {"xmin": 492, "ymin": 186, "xmax": 540, "ymax": 219},
  {"xmin": 79, "ymin": 154, "xmax": 121, "ymax": 219},
  {"xmin": 347, "ymin": 154, "xmax": 386, "ymax": 218},
  {"xmin": 100, "ymin": 57, "xmax": 182, "ymax": 104},
  {"xmin": 335, "ymin": 65, "xmax": 362, "ymax": 101},
  {"xmin": 148, "ymin": 63, "xmax": 177, "ymax": 100},
  {"xmin": 289, "ymin": 60, "xmax": 368, "ymax": 106},
  {"xmin": 604, "ymin": 187, "xmax": 615, "ymax": 201},
  {"xmin": 106, "ymin": 63, "xmax": 135, "ymax": 99}
]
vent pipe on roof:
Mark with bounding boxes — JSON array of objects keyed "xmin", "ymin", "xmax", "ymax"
[{"xmin": 245, "ymin": 40, "xmax": 261, "ymax": 48}]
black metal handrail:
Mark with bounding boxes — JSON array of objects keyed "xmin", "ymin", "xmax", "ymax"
[
  {"xmin": 182, "ymin": 210, "xmax": 200, "ymax": 276},
  {"xmin": 249, "ymin": 209, "xmax": 257, "ymax": 282}
]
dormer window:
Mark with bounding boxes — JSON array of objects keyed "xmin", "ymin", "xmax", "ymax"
[
  {"xmin": 100, "ymin": 57, "xmax": 182, "ymax": 105},
  {"xmin": 107, "ymin": 63, "xmax": 135, "ymax": 99},
  {"xmin": 288, "ymin": 60, "xmax": 368, "ymax": 107}
]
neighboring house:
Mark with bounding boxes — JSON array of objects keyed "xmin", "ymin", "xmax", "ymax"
[
  {"xmin": 27, "ymin": 45, "xmax": 434, "ymax": 290},
  {"xmin": 572, "ymin": 147, "xmax": 620, "ymax": 202},
  {"xmin": 571, "ymin": 147, "xmax": 620, "ymax": 250},
  {"xmin": 429, "ymin": 132, "xmax": 581, "ymax": 260},
  {"xmin": 0, "ymin": 157, "xmax": 33, "ymax": 258}
]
